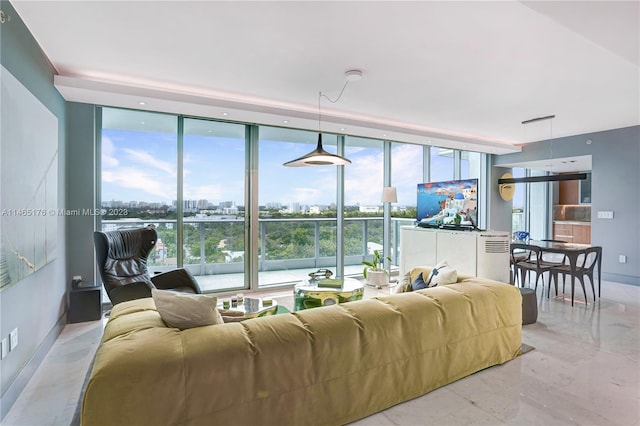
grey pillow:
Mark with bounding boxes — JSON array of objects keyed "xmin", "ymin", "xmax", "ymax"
[{"xmin": 151, "ymin": 289, "xmax": 223, "ymax": 330}]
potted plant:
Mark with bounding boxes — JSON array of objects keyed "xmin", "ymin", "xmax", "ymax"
[{"xmin": 362, "ymin": 249, "xmax": 392, "ymax": 288}]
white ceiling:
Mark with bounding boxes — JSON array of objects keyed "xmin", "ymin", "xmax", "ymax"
[{"xmin": 9, "ymin": 0, "xmax": 640, "ymax": 155}]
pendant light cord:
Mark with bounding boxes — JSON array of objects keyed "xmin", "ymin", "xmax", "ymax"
[{"xmin": 318, "ymin": 80, "xmax": 351, "ymax": 132}]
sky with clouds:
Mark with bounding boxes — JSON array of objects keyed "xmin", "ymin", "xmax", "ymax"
[{"xmin": 101, "ymin": 128, "xmax": 480, "ymax": 209}]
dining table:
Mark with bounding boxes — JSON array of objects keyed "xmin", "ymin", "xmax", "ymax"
[{"xmin": 511, "ymin": 240, "xmax": 602, "ymax": 306}]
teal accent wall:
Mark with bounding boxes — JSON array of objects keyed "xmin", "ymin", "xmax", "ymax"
[
  {"xmin": 0, "ymin": 0, "xmax": 67, "ymax": 418},
  {"xmin": 67, "ymin": 102, "xmax": 98, "ymax": 285},
  {"xmin": 493, "ymin": 126, "xmax": 640, "ymax": 285}
]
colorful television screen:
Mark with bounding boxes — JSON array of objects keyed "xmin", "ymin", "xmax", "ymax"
[{"xmin": 416, "ymin": 179, "xmax": 478, "ymax": 226}]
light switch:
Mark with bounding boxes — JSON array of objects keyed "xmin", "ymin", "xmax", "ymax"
[{"xmin": 597, "ymin": 211, "xmax": 614, "ymax": 219}]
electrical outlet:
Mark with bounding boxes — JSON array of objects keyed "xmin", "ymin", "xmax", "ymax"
[
  {"xmin": 1, "ymin": 338, "xmax": 7, "ymax": 359},
  {"xmin": 619, "ymin": 255, "xmax": 627, "ymax": 263},
  {"xmin": 9, "ymin": 328, "xmax": 18, "ymax": 351}
]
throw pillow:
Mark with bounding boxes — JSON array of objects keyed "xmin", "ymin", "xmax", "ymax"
[
  {"xmin": 411, "ymin": 272, "xmax": 428, "ymax": 291},
  {"xmin": 427, "ymin": 260, "xmax": 458, "ymax": 286},
  {"xmin": 152, "ymin": 289, "xmax": 223, "ymax": 330}
]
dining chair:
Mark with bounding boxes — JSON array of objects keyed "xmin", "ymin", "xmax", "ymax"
[
  {"xmin": 539, "ymin": 239, "xmax": 568, "ymax": 268},
  {"xmin": 512, "ymin": 245, "xmax": 554, "ymax": 293},
  {"xmin": 548, "ymin": 246, "xmax": 600, "ymax": 303},
  {"xmin": 510, "ymin": 245, "xmax": 529, "ymax": 286}
]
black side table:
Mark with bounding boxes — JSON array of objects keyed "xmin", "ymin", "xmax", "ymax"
[{"xmin": 68, "ymin": 286, "xmax": 102, "ymax": 323}]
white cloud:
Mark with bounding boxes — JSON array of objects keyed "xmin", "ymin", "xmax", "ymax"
[
  {"xmin": 344, "ymin": 150, "xmax": 384, "ymax": 205},
  {"xmin": 290, "ymin": 187, "xmax": 322, "ymax": 204},
  {"xmin": 123, "ymin": 148, "xmax": 176, "ymax": 177},
  {"xmin": 101, "ymin": 136, "xmax": 119, "ymax": 168},
  {"xmin": 102, "ymin": 168, "xmax": 175, "ymax": 200}
]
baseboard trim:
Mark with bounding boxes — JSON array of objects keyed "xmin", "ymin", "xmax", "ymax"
[
  {"xmin": 602, "ymin": 272, "xmax": 640, "ymax": 286},
  {"xmin": 0, "ymin": 312, "xmax": 66, "ymax": 420}
]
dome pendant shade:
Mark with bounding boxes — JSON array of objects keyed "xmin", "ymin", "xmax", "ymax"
[{"xmin": 283, "ymin": 134, "xmax": 352, "ymax": 167}]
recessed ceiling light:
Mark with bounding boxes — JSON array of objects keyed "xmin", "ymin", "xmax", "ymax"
[
  {"xmin": 139, "ymin": 101, "xmax": 146, "ymax": 106},
  {"xmin": 222, "ymin": 112, "xmax": 228, "ymax": 116},
  {"xmin": 140, "ymin": 121, "xmax": 145, "ymax": 125},
  {"xmin": 383, "ymin": 134, "xmax": 387, "ymax": 137},
  {"xmin": 283, "ymin": 120, "xmax": 289, "ymax": 124},
  {"xmin": 340, "ymin": 128, "xmax": 345, "ymax": 131}
]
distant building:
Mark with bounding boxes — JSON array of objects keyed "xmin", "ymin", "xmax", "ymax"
[
  {"xmin": 287, "ymin": 202, "xmax": 301, "ymax": 214},
  {"xmin": 265, "ymin": 202, "xmax": 282, "ymax": 210},
  {"xmin": 359, "ymin": 205, "xmax": 381, "ymax": 213},
  {"xmin": 223, "ymin": 206, "xmax": 239, "ymax": 215}
]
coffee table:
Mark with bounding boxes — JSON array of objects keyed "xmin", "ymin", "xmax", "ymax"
[
  {"xmin": 217, "ymin": 297, "xmax": 278, "ymax": 322},
  {"xmin": 293, "ymin": 277, "xmax": 364, "ymax": 311}
]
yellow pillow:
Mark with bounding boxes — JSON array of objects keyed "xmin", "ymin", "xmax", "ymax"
[{"xmin": 151, "ymin": 289, "xmax": 223, "ymax": 330}]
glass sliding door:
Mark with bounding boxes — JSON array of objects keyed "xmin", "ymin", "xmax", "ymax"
[
  {"xmin": 100, "ymin": 108, "xmax": 178, "ymax": 301},
  {"xmin": 511, "ymin": 168, "xmax": 526, "ymax": 233},
  {"xmin": 390, "ymin": 142, "xmax": 424, "ymax": 263},
  {"xmin": 257, "ymin": 127, "xmax": 338, "ymax": 287},
  {"xmin": 182, "ymin": 118, "xmax": 246, "ymax": 291},
  {"xmin": 344, "ymin": 136, "xmax": 384, "ymax": 276},
  {"xmin": 461, "ymin": 151, "xmax": 481, "ymax": 179},
  {"xmin": 430, "ymin": 147, "xmax": 454, "ymax": 182},
  {"xmin": 528, "ymin": 170, "xmax": 549, "ymax": 240}
]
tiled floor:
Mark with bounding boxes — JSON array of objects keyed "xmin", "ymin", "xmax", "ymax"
[{"xmin": 3, "ymin": 279, "xmax": 639, "ymax": 426}]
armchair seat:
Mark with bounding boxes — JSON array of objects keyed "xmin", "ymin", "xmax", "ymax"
[{"xmin": 94, "ymin": 225, "xmax": 201, "ymax": 305}]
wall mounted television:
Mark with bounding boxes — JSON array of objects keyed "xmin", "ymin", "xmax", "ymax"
[{"xmin": 416, "ymin": 178, "xmax": 478, "ymax": 227}]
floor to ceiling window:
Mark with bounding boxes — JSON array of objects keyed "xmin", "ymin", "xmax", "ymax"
[
  {"xmin": 257, "ymin": 127, "xmax": 338, "ymax": 286},
  {"xmin": 461, "ymin": 151, "xmax": 481, "ymax": 180},
  {"xmin": 511, "ymin": 168, "xmax": 526, "ymax": 234},
  {"xmin": 390, "ymin": 142, "xmax": 424, "ymax": 263},
  {"xmin": 100, "ymin": 108, "xmax": 178, "ymax": 301},
  {"xmin": 528, "ymin": 170, "xmax": 549, "ymax": 240},
  {"xmin": 99, "ymin": 107, "xmax": 488, "ymax": 294},
  {"xmin": 344, "ymin": 136, "xmax": 384, "ymax": 268},
  {"xmin": 430, "ymin": 147, "xmax": 454, "ymax": 182},
  {"xmin": 182, "ymin": 118, "xmax": 246, "ymax": 291}
]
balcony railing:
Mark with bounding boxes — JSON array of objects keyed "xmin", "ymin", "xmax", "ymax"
[{"xmin": 101, "ymin": 216, "xmax": 414, "ymax": 292}]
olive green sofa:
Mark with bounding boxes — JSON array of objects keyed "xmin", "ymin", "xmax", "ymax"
[{"xmin": 82, "ymin": 275, "xmax": 521, "ymax": 426}]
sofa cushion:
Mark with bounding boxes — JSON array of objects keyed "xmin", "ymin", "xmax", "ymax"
[{"xmin": 151, "ymin": 289, "xmax": 223, "ymax": 330}]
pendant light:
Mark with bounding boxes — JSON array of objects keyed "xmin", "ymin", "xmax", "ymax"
[
  {"xmin": 283, "ymin": 70, "xmax": 362, "ymax": 167},
  {"xmin": 498, "ymin": 114, "xmax": 586, "ymax": 185}
]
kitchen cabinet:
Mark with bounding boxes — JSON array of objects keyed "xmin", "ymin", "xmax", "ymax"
[{"xmin": 553, "ymin": 222, "xmax": 591, "ymax": 244}]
